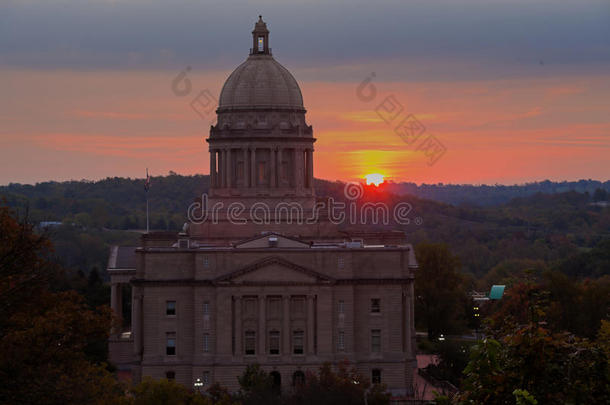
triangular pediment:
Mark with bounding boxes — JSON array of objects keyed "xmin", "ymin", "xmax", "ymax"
[
  {"xmin": 215, "ymin": 256, "xmax": 334, "ymax": 285},
  {"xmin": 234, "ymin": 233, "xmax": 310, "ymax": 249}
]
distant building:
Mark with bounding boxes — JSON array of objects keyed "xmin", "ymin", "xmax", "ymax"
[
  {"xmin": 38, "ymin": 221, "xmax": 62, "ymax": 228},
  {"xmin": 108, "ymin": 17, "xmax": 418, "ymax": 397}
]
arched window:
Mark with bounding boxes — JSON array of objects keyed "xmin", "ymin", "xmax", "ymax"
[
  {"xmin": 372, "ymin": 369, "xmax": 382, "ymax": 384},
  {"xmin": 270, "ymin": 371, "xmax": 281, "ymax": 394},
  {"xmin": 292, "ymin": 370, "xmax": 305, "ymax": 387}
]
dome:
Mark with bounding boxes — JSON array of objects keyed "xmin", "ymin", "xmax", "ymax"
[{"xmin": 218, "ymin": 54, "xmax": 304, "ymax": 111}]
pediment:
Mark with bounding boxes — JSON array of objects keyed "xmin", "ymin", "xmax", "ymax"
[
  {"xmin": 234, "ymin": 233, "xmax": 310, "ymax": 249},
  {"xmin": 215, "ymin": 256, "xmax": 333, "ymax": 285}
]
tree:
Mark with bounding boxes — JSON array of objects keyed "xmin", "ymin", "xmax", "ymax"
[
  {"xmin": 236, "ymin": 364, "xmax": 280, "ymax": 405},
  {"xmin": 459, "ymin": 323, "xmax": 609, "ymax": 404},
  {"xmin": 204, "ymin": 382, "xmax": 234, "ymax": 405},
  {"xmin": 130, "ymin": 377, "xmax": 212, "ymax": 405},
  {"xmin": 290, "ymin": 361, "xmax": 390, "ymax": 405},
  {"xmin": 487, "ymin": 273, "xmax": 610, "ymax": 339},
  {"xmin": 0, "ymin": 205, "xmax": 59, "ymax": 329},
  {"xmin": 0, "ymin": 204, "xmax": 125, "ymax": 404},
  {"xmin": 414, "ymin": 243, "xmax": 468, "ymax": 339}
]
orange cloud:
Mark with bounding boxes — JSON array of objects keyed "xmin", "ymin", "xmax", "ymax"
[{"xmin": 1, "ymin": 69, "xmax": 609, "ymax": 185}]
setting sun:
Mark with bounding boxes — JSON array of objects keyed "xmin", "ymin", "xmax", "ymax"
[{"xmin": 364, "ymin": 173, "xmax": 385, "ymax": 186}]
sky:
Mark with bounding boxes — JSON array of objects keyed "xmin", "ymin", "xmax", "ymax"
[{"xmin": 1, "ymin": 0, "xmax": 609, "ymax": 185}]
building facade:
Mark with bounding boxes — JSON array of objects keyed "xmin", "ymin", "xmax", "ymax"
[{"xmin": 108, "ymin": 17, "xmax": 417, "ymax": 396}]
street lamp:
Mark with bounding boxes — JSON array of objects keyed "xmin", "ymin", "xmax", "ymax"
[{"xmin": 194, "ymin": 377, "xmax": 203, "ymax": 394}]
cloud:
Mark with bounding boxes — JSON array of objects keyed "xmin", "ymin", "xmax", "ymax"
[{"xmin": 1, "ymin": 0, "xmax": 609, "ymax": 82}]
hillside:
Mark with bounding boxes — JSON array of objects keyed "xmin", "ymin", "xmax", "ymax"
[{"xmin": 1, "ymin": 175, "xmax": 608, "ymax": 281}]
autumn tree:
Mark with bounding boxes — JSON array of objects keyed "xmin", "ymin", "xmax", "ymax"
[
  {"xmin": 414, "ymin": 243, "xmax": 469, "ymax": 339},
  {"xmin": 0, "ymin": 204, "xmax": 124, "ymax": 404},
  {"xmin": 459, "ymin": 323, "xmax": 609, "ymax": 404},
  {"xmin": 236, "ymin": 364, "xmax": 281, "ymax": 405},
  {"xmin": 129, "ymin": 377, "xmax": 213, "ymax": 405},
  {"xmin": 290, "ymin": 361, "xmax": 390, "ymax": 405}
]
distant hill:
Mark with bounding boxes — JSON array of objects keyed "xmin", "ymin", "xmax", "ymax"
[
  {"xmin": 2, "ymin": 176, "xmax": 608, "ymax": 227},
  {"xmin": 384, "ymin": 179, "xmax": 610, "ymax": 206},
  {"xmin": 1, "ymin": 175, "xmax": 608, "ymax": 280}
]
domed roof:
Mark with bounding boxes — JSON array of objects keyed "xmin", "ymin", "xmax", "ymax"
[{"xmin": 218, "ymin": 54, "xmax": 304, "ymax": 110}]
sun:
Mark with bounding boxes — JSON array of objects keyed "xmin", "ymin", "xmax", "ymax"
[{"xmin": 364, "ymin": 173, "xmax": 385, "ymax": 186}]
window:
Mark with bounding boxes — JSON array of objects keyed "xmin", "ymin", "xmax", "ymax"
[
  {"xmin": 371, "ymin": 329, "xmax": 381, "ymax": 353},
  {"xmin": 338, "ymin": 300, "xmax": 345, "ymax": 315},
  {"xmin": 166, "ymin": 301, "xmax": 176, "ymax": 316},
  {"xmin": 338, "ymin": 256, "xmax": 344, "ymax": 269},
  {"xmin": 371, "ymin": 298, "xmax": 381, "ymax": 313},
  {"xmin": 245, "ymin": 331, "xmax": 256, "ymax": 355},
  {"xmin": 269, "ymin": 330, "xmax": 280, "ymax": 355},
  {"xmin": 203, "ymin": 301, "xmax": 210, "ymax": 316},
  {"xmin": 270, "ymin": 371, "xmax": 281, "ymax": 393},
  {"xmin": 293, "ymin": 330, "xmax": 304, "ymax": 354},
  {"xmin": 203, "ymin": 333, "xmax": 209, "ymax": 353},
  {"xmin": 338, "ymin": 331, "xmax": 345, "ymax": 351},
  {"xmin": 258, "ymin": 36, "xmax": 264, "ymax": 52},
  {"xmin": 166, "ymin": 371, "xmax": 175, "ymax": 380},
  {"xmin": 166, "ymin": 333, "xmax": 176, "ymax": 356},
  {"xmin": 293, "ymin": 370, "xmax": 305, "ymax": 387},
  {"xmin": 372, "ymin": 369, "xmax": 381, "ymax": 384},
  {"xmin": 203, "ymin": 256, "xmax": 210, "ymax": 268},
  {"xmin": 203, "ymin": 371, "xmax": 210, "ymax": 385}
]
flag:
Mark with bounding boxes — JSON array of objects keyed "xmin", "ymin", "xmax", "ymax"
[{"xmin": 144, "ymin": 168, "xmax": 151, "ymax": 192}]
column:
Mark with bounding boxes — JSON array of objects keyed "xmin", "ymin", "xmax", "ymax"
[
  {"xmin": 110, "ymin": 283, "xmax": 122, "ymax": 334},
  {"xmin": 408, "ymin": 283, "xmax": 415, "ymax": 358},
  {"xmin": 270, "ymin": 148, "xmax": 276, "ymax": 188},
  {"xmin": 235, "ymin": 296, "xmax": 242, "ymax": 356},
  {"xmin": 292, "ymin": 148, "xmax": 298, "ymax": 187},
  {"xmin": 210, "ymin": 150, "xmax": 217, "ymax": 188},
  {"xmin": 222, "ymin": 149, "xmax": 227, "ymax": 188},
  {"xmin": 243, "ymin": 148, "xmax": 249, "ymax": 188},
  {"xmin": 283, "ymin": 295, "xmax": 290, "ymax": 356},
  {"xmin": 259, "ymin": 295, "xmax": 266, "ymax": 355},
  {"xmin": 307, "ymin": 148, "xmax": 313, "ymax": 190},
  {"xmin": 226, "ymin": 148, "xmax": 232, "ymax": 188},
  {"xmin": 216, "ymin": 149, "xmax": 225, "ymax": 188},
  {"xmin": 307, "ymin": 295, "xmax": 315, "ymax": 355},
  {"xmin": 277, "ymin": 148, "xmax": 283, "ymax": 187},
  {"xmin": 132, "ymin": 289, "xmax": 143, "ymax": 357},
  {"xmin": 405, "ymin": 288, "xmax": 412, "ymax": 358},
  {"xmin": 250, "ymin": 148, "xmax": 257, "ymax": 187}
]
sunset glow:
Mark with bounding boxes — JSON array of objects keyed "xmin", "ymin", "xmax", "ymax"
[
  {"xmin": 365, "ymin": 173, "xmax": 385, "ymax": 186},
  {"xmin": 0, "ymin": 1, "xmax": 608, "ymax": 185}
]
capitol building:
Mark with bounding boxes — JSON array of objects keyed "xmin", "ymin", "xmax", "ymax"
[{"xmin": 108, "ymin": 16, "xmax": 418, "ymax": 397}]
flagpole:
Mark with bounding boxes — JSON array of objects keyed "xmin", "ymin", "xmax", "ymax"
[
  {"xmin": 146, "ymin": 194, "xmax": 149, "ymax": 233},
  {"xmin": 145, "ymin": 168, "xmax": 150, "ymax": 233}
]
